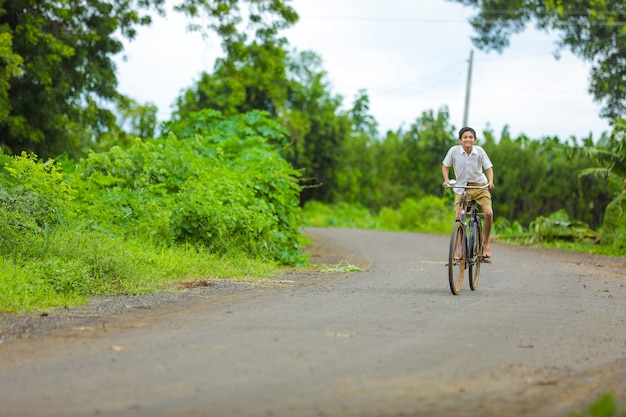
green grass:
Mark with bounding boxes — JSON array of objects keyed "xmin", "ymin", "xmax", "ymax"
[
  {"xmin": 567, "ymin": 392, "xmax": 625, "ymax": 417},
  {"xmin": 496, "ymin": 237, "xmax": 625, "ymax": 258},
  {"xmin": 301, "ymin": 201, "xmax": 626, "ymax": 259},
  {"xmin": 2, "ymin": 199, "xmax": 622, "ymax": 314},
  {"xmin": 0, "ymin": 226, "xmax": 280, "ymax": 313}
]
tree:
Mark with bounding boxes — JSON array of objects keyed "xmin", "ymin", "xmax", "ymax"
[
  {"xmin": 448, "ymin": 0, "xmax": 626, "ymax": 119},
  {"xmin": 334, "ymin": 90, "xmax": 379, "ymax": 206},
  {"xmin": 173, "ymin": 39, "xmax": 290, "ymax": 118},
  {"xmin": 0, "ymin": 29, "xmax": 23, "ymax": 133},
  {"xmin": 400, "ymin": 108, "xmax": 456, "ymax": 199},
  {"xmin": 0, "ymin": 0, "xmax": 297, "ymax": 159},
  {"xmin": 172, "ymin": 0, "xmax": 299, "ymax": 118},
  {"xmin": 0, "ymin": 0, "xmax": 166, "ymax": 158},
  {"xmin": 174, "ymin": 45, "xmax": 350, "ymax": 205},
  {"xmin": 349, "ymin": 89, "xmax": 378, "ymax": 138},
  {"xmin": 282, "ymin": 50, "xmax": 349, "ymax": 204},
  {"xmin": 568, "ymin": 118, "xmax": 626, "ymax": 244}
]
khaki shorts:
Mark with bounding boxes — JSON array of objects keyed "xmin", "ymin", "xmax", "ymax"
[{"xmin": 454, "ymin": 183, "xmax": 492, "ymax": 211}]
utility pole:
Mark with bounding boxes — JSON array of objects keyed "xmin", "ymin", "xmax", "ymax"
[{"xmin": 462, "ymin": 49, "xmax": 474, "ymax": 127}]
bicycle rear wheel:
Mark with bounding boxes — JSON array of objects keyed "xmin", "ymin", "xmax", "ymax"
[
  {"xmin": 448, "ymin": 221, "xmax": 465, "ymax": 295},
  {"xmin": 469, "ymin": 219, "xmax": 482, "ymax": 290}
]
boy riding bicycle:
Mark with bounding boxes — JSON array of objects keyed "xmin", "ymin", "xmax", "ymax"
[{"xmin": 442, "ymin": 127, "xmax": 495, "ymax": 261}]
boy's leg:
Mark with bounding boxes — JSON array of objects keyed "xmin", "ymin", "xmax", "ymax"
[
  {"xmin": 481, "ymin": 203, "xmax": 493, "ymax": 257},
  {"xmin": 454, "ymin": 194, "xmax": 462, "ymax": 220}
]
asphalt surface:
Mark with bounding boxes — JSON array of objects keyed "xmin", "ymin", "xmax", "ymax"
[{"xmin": 1, "ymin": 227, "xmax": 625, "ymax": 417}]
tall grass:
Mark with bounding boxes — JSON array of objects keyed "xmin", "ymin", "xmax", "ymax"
[
  {"xmin": 0, "ymin": 111, "xmax": 300, "ymax": 313},
  {"xmin": 0, "ymin": 223, "xmax": 280, "ymax": 313}
]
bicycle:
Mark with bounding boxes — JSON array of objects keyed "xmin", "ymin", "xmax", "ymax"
[{"xmin": 445, "ymin": 180, "xmax": 489, "ymax": 295}]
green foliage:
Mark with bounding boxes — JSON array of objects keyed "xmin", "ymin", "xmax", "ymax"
[
  {"xmin": 567, "ymin": 391, "xmax": 625, "ymax": 417},
  {"xmin": 74, "ymin": 110, "xmax": 303, "ymax": 265},
  {"xmin": 175, "ymin": 40, "xmax": 290, "ymax": 119},
  {"xmin": 486, "ymin": 128, "xmax": 612, "ymax": 229},
  {"xmin": 397, "ymin": 196, "xmax": 455, "ymax": 234},
  {"xmin": 174, "ymin": 0, "xmax": 298, "ymax": 47},
  {"xmin": 332, "ymin": 91, "xmax": 379, "ymax": 206},
  {"xmin": 283, "ymin": 50, "xmax": 350, "ymax": 204},
  {"xmin": 493, "ymin": 218, "xmax": 528, "ymax": 240},
  {"xmin": 302, "ymin": 201, "xmax": 378, "ymax": 229},
  {"xmin": 0, "ymin": 151, "xmax": 75, "ymax": 255},
  {"xmin": 0, "ymin": 110, "xmax": 302, "ymax": 312},
  {"xmin": 175, "ymin": 46, "xmax": 351, "ymax": 206},
  {"xmin": 301, "ymin": 196, "xmax": 454, "ymax": 235},
  {"xmin": 529, "ymin": 210, "xmax": 599, "ymax": 243},
  {"xmin": 567, "ymin": 118, "xmax": 626, "ymax": 189},
  {"xmin": 0, "ymin": 29, "xmax": 23, "ymax": 128},
  {"xmin": 602, "ymin": 190, "xmax": 626, "ymax": 250},
  {"xmin": 494, "ymin": 213, "xmax": 625, "ymax": 257},
  {"xmin": 172, "ymin": 0, "xmax": 295, "ymax": 114},
  {"xmin": 0, "ymin": 223, "xmax": 281, "ymax": 313},
  {"xmin": 0, "ymin": 0, "xmax": 165, "ymax": 158},
  {"xmin": 450, "ymin": 0, "xmax": 626, "ymax": 119},
  {"xmin": 334, "ymin": 107, "xmax": 456, "ymax": 211},
  {"xmin": 0, "ymin": 0, "xmax": 298, "ymax": 158},
  {"xmin": 398, "ymin": 108, "xmax": 457, "ymax": 199},
  {"xmin": 563, "ymin": 118, "xmax": 626, "ymax": 246}
]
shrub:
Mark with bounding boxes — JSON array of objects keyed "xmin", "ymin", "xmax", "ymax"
[
  {"xmin": 0, "ymin": 152, "xmax": 75, "ymax": 255},
  {"xmin": 398, "ymin": 196, "xmax": 453, "ymax": 234},
  {"xmin": 71, "ymin": 110, "xmax": 304, "ymax": 264}
]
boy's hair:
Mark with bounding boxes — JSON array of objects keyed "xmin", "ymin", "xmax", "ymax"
[{"xmin": 458, "ymin": 126, "xmax": 477, "ymax": 139}]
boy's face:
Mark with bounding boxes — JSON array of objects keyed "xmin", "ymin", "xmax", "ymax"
[{"xmin": 459, "ymin": 131, "xmax": 476, "ymax": 151}]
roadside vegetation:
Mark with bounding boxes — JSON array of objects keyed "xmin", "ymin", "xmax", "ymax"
[
  {"xmin": 566, "ymin": 392, "xmax": 626, "ymax": 417},
  {"xmin": 0, "ymin": 111, "xmax": 303, "ymax": 313},
  {"xmin": 0, "ymin": 0, "xmax": 625, "ymax": 319}
]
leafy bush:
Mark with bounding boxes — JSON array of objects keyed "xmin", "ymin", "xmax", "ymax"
[
  {"xmin": 601, "ymin": 189, "xmax": 626, "ymax": 251},
  {"xmin": 72, "ymin": 110, "xmax": 304, "ymax": 264},
  {"xmin": 302, "ymin": 196, "xmax": 454, "ymax": 234},
  {"xmin": 0, "ymin": 152, "xmax": 75, "ymax": 256},
  {"xmin": 567, "ymin": 391, "xmax": 625, "ymax": 417},
  {"xmin": 301, "ymin": 201, "xmax": 378, "ymax": 229},
  {"xmin": 397, "ymin": 196, "xmax": 454, "ymax": 234},
  {"xmin": 0, "ymin": 110, "xmax": 303, "ymax": 312},
  {"xmin": 378, "ymin": 207, "xmax": 402, "ymax": 231},
  {"xmin": 529, "ymin": 209, "xmax": 599, "ymax": 243}
]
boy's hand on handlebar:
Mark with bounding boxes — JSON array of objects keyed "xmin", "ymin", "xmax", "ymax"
[{"xmin": 443, "ymin": 179, "xmax": 456, "ymax": 188}]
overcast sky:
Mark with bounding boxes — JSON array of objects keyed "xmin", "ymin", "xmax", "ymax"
[{"xmin": 115, "ymin": 0, "xmax": 612, "ymax": 141}]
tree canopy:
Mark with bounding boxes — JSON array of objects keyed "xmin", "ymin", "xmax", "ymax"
[
  {"xmin": 0, "ymin": 0, "xmax": 297, "ymax": 159},
  {"xmin": 447, "ymin": 0, "xmax": 626, "ymax": 119}
]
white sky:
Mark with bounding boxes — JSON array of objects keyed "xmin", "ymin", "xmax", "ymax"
[{"xmin": 115, "ymin": 0, "xmax": 612, "ymax": 141}]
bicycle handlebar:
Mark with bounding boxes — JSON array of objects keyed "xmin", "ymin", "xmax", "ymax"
[{"xmin": 444, "ymin": 180, "xmax": 489, "ymax": 190}]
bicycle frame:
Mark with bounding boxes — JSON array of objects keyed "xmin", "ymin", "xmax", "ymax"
[{"xmin": 446, "ymin": 182, "xmax": 488, "ymax": 294}]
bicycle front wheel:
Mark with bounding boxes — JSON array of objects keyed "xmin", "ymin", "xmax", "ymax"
[
  {"xmin": 468, "ymin": 219, "xmax": 482, "ymax": 290},
  {"xmin": 448, "ymin": 221, "xmax": 465, "ymax": 295}
]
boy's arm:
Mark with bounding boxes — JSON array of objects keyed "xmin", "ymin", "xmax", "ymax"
[
  {"xmin": 485, "ymin": 167, "xmax": 494, "ymax": 189},
  {"xmin": 442, "ymin": 165, "xmax": 450, "ymax": 188}
]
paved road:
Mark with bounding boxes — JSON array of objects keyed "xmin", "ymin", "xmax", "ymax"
[{"xmin": 1, "ymin": 228, "xmax": 625, "ymax": 417}]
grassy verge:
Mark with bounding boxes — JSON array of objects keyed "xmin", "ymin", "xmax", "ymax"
[
  {"xmin": 0, "ymin": 225, "xmax": 281, "ymax": 314},
  {"xmin": 301, "ymin": 201, "xmax": 625, "ymax": 259}
]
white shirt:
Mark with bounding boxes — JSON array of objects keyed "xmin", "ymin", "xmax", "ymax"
[{"xmin": 442, "ymin": 145, "xmax": 493, "ymax": 195}]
